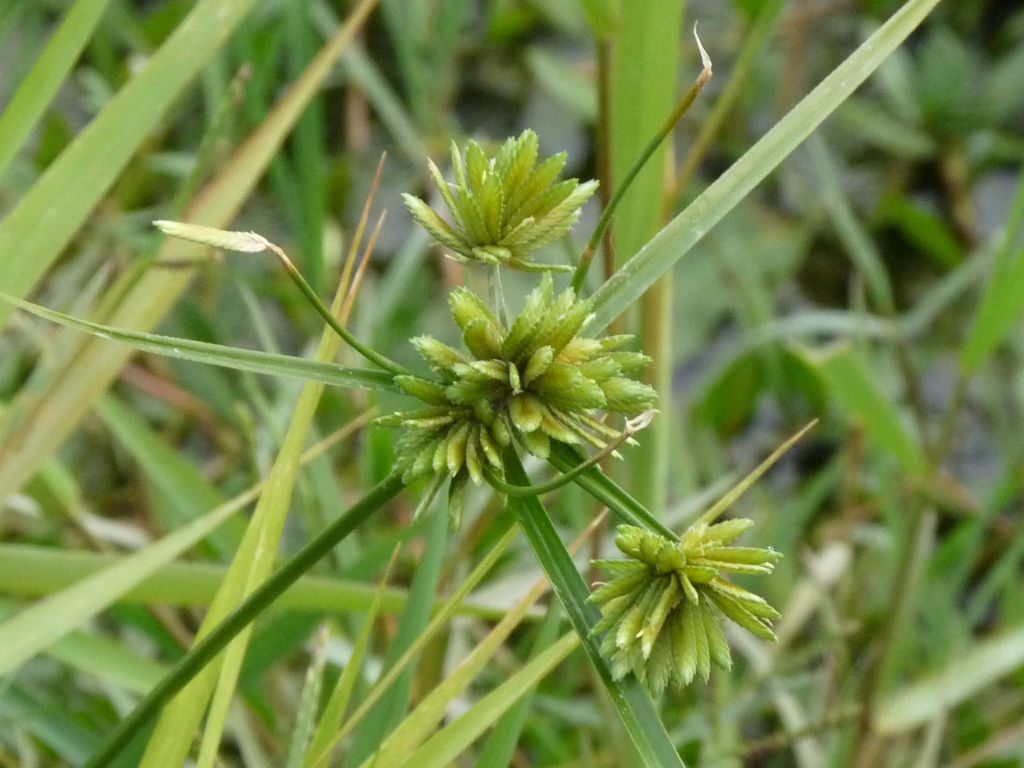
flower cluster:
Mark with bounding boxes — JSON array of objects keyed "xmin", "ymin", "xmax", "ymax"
[
  {"xmin": 590, "ymin": 523, "xmax": 781, "ymax": 694},
  {"xmin": 402, "ymin": 130, "xmax": 598, "ymax": 272},
  {"xmin": 377, "ymin": 272, "xmax": 657, "ymax": 526}
]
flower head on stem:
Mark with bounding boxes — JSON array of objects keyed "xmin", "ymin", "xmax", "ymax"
[{"xmin": 403, "ymin": 130, "xmax": 598, "ymax": 273}]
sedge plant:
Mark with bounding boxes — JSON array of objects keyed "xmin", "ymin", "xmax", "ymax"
[
  {"xmin": 71, "ymin": 127, "xmax": 790, "ymax": 767},
  {"xmin": 0, "ymin": 1, "xmax": 948, "ymax": 763}
]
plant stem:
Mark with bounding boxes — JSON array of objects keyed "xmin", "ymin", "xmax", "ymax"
[
  {"xmin": 571, "ymin": 34, "xmax": 712, "ymax": 294},
  {"xmin": 267, "ymin": 241, "xmax": 411, "ymax": 377},
  {"xmin": 502, "ymin": 449, "xmax": 686, "ymax": 768},
  {"xmin": 547, "ymin": 442, "xmax": 678, "ymax": 541},
  {"xmin": 84, "ymin": 473, "xmax": 406, "ymax": 768}
]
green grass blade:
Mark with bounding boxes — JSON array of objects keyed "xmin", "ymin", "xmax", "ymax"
[
  {"xmin": 2, "ymin": 294, "xmax": 399, "ymax": 394},
  {"xmin": 607, "ymin": 2, "xmax": 684, "ymax": 519},
  {"xmin": 0, "ymin": 543, "xmax": 514, "ymax": 621},
  {"xmin": 0, "ymin": 0, "xmax": 114, "ymax": 179},
  {"xmin": 475, "ymin": 600, "xmax": 564, "ymax": 768},
  {"xmin": 807, "ymin": 134, "xmax": 896, "ymax": 313},
  {"xmin": 394, "ymin": 632, "xmax": 581, "ymax": 768},
  {"xmin": 304, "ymin": 550, "xmax": 401, "ymax": 765},
  {"xmin": 503, "ymin": 450, "xmax": 686, "ymax": 768},
  {"xmin": 588, "ymin": 0, "xmax": 942, "ymax": 333},
  {"xmin": 285, "ymin": 628, "xmax": 329, "ymax": 768},
  {"xmin": 877, "ymin": 623, "xmax": 1024, "ymax": 734},
  {"xmin": 961, "ymin": 169, "xmax": 1024, "ymax": 373},
  {"xmin": 82, "ymin": 473, "xmax": 405, "ymax": 768},
  {"xmin": 0, "ymin": 0, "xmax": 260, "ymax": 329},
  {"xmin": 0, "ymin": 487, "xmax": 248, "ymax": 677},
  {"xmin": 812, "ymin": 346, "xmax": 928, "ymax": 475},
  {"xmin": 356, "ymin": 525, "xmax": 556, "ymax": 767},
  {"xmin": 345, "ymin": 507, "xmax": 449, "ymax": 764},
  {"xmin": 0, "ymin": 0, "xmax": 379, "ymax": 503},
  {"xmin": 306, "ymin": 521, "xmax": 521, "ymax": 766},
  {"xmin": 607, "ymin": 1, "xmax": 685, "ymax": 268}
]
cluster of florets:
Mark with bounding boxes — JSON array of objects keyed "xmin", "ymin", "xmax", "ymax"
[
  {"xmin": 590, "ymin": 523, "xmax": 781, "ymax": 694},
  {"xmin": 377, "ymin": 272, "xmax": 656, "ymax": 525},
  {"xmin": 402, "ymin": 130, "xmax": 597, "ymax": 272}
]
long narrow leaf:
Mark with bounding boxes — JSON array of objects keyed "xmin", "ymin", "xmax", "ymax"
[
  {"xmin": 394, "ymin": 632, "xmax": 581, "ymax": 768},
  {"xmin": 0, "ymin": 0, "xmax": 260, "ymax": 329},
  {"xmin": 308, "ymin": 521, "xmax": 522, "ymax": 766},
  {"xmin": 1, "ymin": 294, "xmax": 398, "ymax": 394},
  {"xmin": 0, "ymin": 0, "xmax": 114, "ymax": 177},
  {"xmin": 304, "ymin": 549, "xmax": 401, "ymax": 765},
  {"xmin": 0, "ymin": 0, "xmax": 379, "ymax": 503},
  {"xmin": 0, "ymin": 543, "xmax": 513, "ymax": 620},
  {"xmin": 588, "ymin": 0, "xmax": 942, "ymax": 333},
  {"xmin": 82, "ymin": 474, "xmax": 405, "ymax": 768}
]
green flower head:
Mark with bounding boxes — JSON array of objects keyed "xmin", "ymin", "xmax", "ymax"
[
  {"xmin": 377, "ymin": 272, "xmax": 657, "ymax": 526},
  {"xmin": 402, "ymin": 130, "xmax": 598, "ymax": 272},
  {"xmin": 590, "ymin": 523, "xmax": 781, "ymax": 695}
]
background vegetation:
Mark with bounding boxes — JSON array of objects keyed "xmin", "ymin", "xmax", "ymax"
[{"xmin": 1, "ymin": 0, "xmax": 1023, "ymax": 765}]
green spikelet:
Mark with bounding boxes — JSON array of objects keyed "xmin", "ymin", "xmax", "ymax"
[
  {"xmin": 590, "ymin": 524, "xmax": 781, "ymax": 693},
  {"xmin": 379, "ymin": 275, "xmax": 657, "ymax": 528},
  {"xmin": 404, "ymin": 130, "xmax": 598, "ymax": 271}
]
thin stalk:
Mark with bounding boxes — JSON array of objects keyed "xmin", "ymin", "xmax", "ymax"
[
  {"xmin": 571, "ymin": 31, "xmax": 712, "ymax": 294},
  {"xmin": 668, "ymin": 0, "xmax": 785, "ymax": 208},
  {"xmin": 695, "ymin": 419, "xmax": 817, "ymax": 527},
  {"xmin": 83, "ymin": 473, "xmax": 406, "ymax": 768},
  {"xmin": 547, "ymin": 441, "xmax": 679, "ymax": 542},
  {"xmin": 595, "ymin": 37, "xmax": 616, "ymax": 282},
  {"xmin": 486, "ymin": 412, "xmax": 656, "ymax": 498},
  {"xmin": 265, "ymin": 240, "xmax": 411, "ymax": 377}
]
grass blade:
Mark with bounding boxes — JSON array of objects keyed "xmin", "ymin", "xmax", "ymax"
[
  {"xmin": 961, "ymin": 169, "xmax": 1024, "ymax": 373},
  {"xmin": 345, "ymin": 508, "xmax": 451, "ymax": 763},
  {"xmin": 811, "ymin": 346, "xmax": 928, "ymax": 475},
  {"xmin": 877, "ymin": 623, "xmax": 1024, "ymax": 734},
  {"xmin": 356, "ymin": 517, "xmax": 607, "ymax": 767},
  {"xmin": 475, "ymin": 600, "xmax": 564, "ymax": 768},
  {"xmin": 588, "ymin": 0, "xmax": 942, "ymax": 333},
  {"xmin": 0, "ymin": 0, "xmax": 114, "ymax": 178},
  {"xmin": 82, "ymin": 473, "xmax": 405, "ymax": 768},
  {"xmin": 304, "ymin": 548, "xmax": 401, "ymax": 765},
  {"xmin": 0, "ymin": 0, "xmax": 260, "ymax": 329},
  {"xmin": 2, "ymin": 294, "xmax": 399, "ymax": 394},
  {"xmin": 0, "ymin": 543, "xmax": 513, "ymax": 621},
  {"xmin": 394, "ymin": 632, "xmax": 581, "ymax": 768},
  {"xmin": 0, "ymin": 0, "xmax": 379, "ymax": 503},
  {"xmin": 0, "ymin": 497, "xmax": 245, "ymax": 678}
]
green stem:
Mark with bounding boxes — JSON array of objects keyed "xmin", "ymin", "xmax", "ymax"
[
  {"xmin": 84, "ymin": 473, "xmax": 406, "ymax": 768},
  {"xmin": 270, "ymin": 243, "xmax": 410, "ymax": 377},
  {"xmin": 502, "ymin": 449, "xmax": 686, "ymax": 768},
  {"xmin": 548, "ymin": 441, "xmax": 678, "ymax": 541},
  {"xmin": 571, "ymin": 48, "xmax": 712, "ymax": 294},
  {"xmin": 488, "ymin": 416, "xmax": 651, "ymax": 498},
  {"xmin": 668, "ymin": 0, "xmax": 785, "ymax": 209}
]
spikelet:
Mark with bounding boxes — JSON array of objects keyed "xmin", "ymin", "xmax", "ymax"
[
  {"xmin": 403, "ymin": 130, "xmax": 597, "ymax": 272},
  {"xmin": 381, "ymin": 273, "xmax": 657, "ymax": 527},
  {"xmin": 590, "ymin": 524, "xmax": 781, "ymax": 694}
]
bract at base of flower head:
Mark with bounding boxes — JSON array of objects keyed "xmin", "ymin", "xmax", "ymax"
[{"xmin": 590, "ymin": 523, "xmax": 781, "ymax": 695}]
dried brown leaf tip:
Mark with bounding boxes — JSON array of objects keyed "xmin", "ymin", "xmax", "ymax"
[
  {"xmin": 378, "ymin": 272, "xmax": 657, "ymax": 528},
  {"xmin": 403, "ymin": 130, "xmax": 597, "ymax": 272},
  {"xmin": 591, "ymin": 523, "xmax": 781, "ymax": 694}
]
